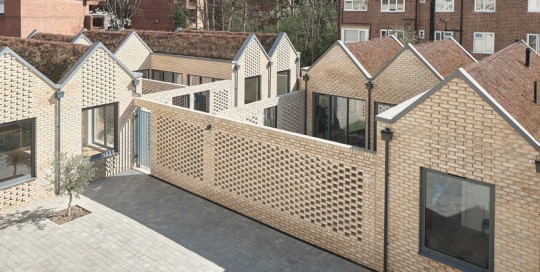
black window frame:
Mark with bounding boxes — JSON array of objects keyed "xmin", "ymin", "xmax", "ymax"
[
  {"xmin": 82, "ymin": 103, "xmax": 119, "ymax": 161},
  {"xmin": 244, "ymin": 76, "xmax": 261, "ymax": 104},
  {"xmin": 151, "ymin": 69, "xmax": 178, "ymax": 84},
  {"xmin": 277, "ymin": 70, "xmax": 291, "ymax": 96},
  {"xmin": 0, "ymin": 118, "xmax": 36, "ymax": 186},
  {"xmin": 194, "ymin": 90, "xmax": 210, "ymax": 113},
  {"xmin": 420, "ymin": 168, "xmax": 495, "ymax": 272},
  {"xmin": 263, "ymin": 106, "xmax": 278, "ymax": 128}
]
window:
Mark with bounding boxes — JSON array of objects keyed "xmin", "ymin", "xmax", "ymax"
[
  {"xmin": 344, "ymin": 0, "xmax": 368, "ymax": 11},
  {"xmin": 277, "ymin": 70, "xmax": 290, "ymax": 96},
  {"xmin": 435, "ymin": 0, "xmax": 454, "ymax": 11},
  {"xmin": 381, "ymin": 0, "xmax": 404, "ymax": 11},
  {"xmin": 83, "ymin": 104, "xmax": 117, "ymax": 160},
  {"xmin": 342, "ymin": 28, "xmax": 369, "ymax": 43},
  {"xmin": 188, "ymin": 75, "xmax": 217, "ymax": 86},
  {"xmin": 136, "ymin": 69, "xmax": 149, "ymax": 79},
  {"xmin": 475, "ymin": 0, "xmax": 495, "ymax": 12},
  {"xmin": 529, "ymin": 0, "xmax": 540, "ymax": 12},
  {"xmin": 0, "ymin": 0, "xmax": 4, "ymax": 14},
  {"xmin": 528, "ymin": 34, "xmax": 540, "ymax": 52},
  {"xmin": 313, "ymin": 94, "xmax": 366, "ymax": 148},
  {"xmin": 380, "ymin": 29, "xmax": 404, "ymax": 39},
  {"xmin": 194, "ymin": 91, "xmax": 210, "ymax": 113},
  {"xmin": 0, "ymin": 119, "xmax": 34, "ymax": 184},
  {"xmin": 172, "ymin": 94, "xmax": 190, "ymax": 108},
  {"xmin": 473, "ymin": 32, "xmax": 495, "ymax": 54},
  {"xmin": 264, "ymin": 107, "xmax": 277, "ymax": 128},
  {"xmin": 434, "ymin": 31, "xmax": 454, "ymax": 41},
  {"xmin": 421, "ymin": 169, "xmax": 494, "ymax": 271},
  {"xmin": 152, "ymin": 70, "xmax": 181, "ymax": 84},
  {"xmin": 245, "ymin": 76, "xmax": 261, "ymax": 104}
]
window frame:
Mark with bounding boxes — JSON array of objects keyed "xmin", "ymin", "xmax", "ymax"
[
  {"xmin": 344, "ymin": 0, "xmax": 368, "ymax": 11},
  {"xmin": 244, "ymin": 76, "xmax": 261, "ymax": 104},
  {"xmin": 527, "ymin": 34, "xmax": 540, "ymax": 52},
  {"xmin": 473, "ymin": 32, "xmax": 495, "ymax": 54},
  {"xmin": 434, "ymin": 31, "xmax": 454, "ymax": 41},
  {"xmin": 381, "ymin": 0, "xmax": 405, "ymax": 12},
  {"xmin": 263, "ymin": 106, "xmax": 278, "ymax": 128},
  {"xmin": 435, "ymin": 0, "xmax": 455, "ymax": 12},
  {"xmin": 474, "ymin": 0, "xmax": 496, "ymax": 12},
  {"xmin": 0, "ymin": 118, "xmax": 36, "ymax": 187},
  {"xmin": 528, "ymin": 0, "xmax": 540, "ymax": 12},
  {"xmin": 194, "ymin": 90, "xmax": 210, "ymax": 113},
  {"xmin": 0, "ymin": 0, "xmax": 4, "ymax": 15},
  {"xmin": 342, "ymin": 28, "xmax": 370, "ymax": 43},
  {"xmin": 151, "ymin": 69, "xmax": 179, "ymax": 84},
  {"xmin": 277, "ymin": 70, "xmax": 291, "ymax": 96},
  {"xmin": 82, "ymin": 103, "xmax": 119, "ymax": 161},
  {"xmin": 380, "ymin": 29, "xmax": 404, "ymax": 39},
  {"xmin": 419, "ymin": 168, "xmax": 495, "ymax": 272}
]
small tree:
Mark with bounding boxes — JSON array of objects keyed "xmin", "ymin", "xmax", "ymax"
[
  {"xmin": 49, "ymin": 153, "xmax": 96, "ymax": 217},
  {"xmin": 392, "ymin": 25, "xmax": 419, "ymax": 45},
  {"xmin": 103, "ymin": 0, "xmax": 143, "ymax": 30}
]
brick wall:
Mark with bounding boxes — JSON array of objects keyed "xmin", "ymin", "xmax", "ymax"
[
  {"xmin": 133, "ymin": 97, "xmax": 382, "ymax": 270},
  {"xmin": 269, "ymin": 35, "xmax": 300, "ymax": 98},
  {"xmin": 216, "ymin": 90, "xmax": 305, "ymax": 134},
  {"xmin": 19, "ymin": 0, "xmax": 89, "ymax": 37},
  {"xmin": 115, "ymin": 34, "xmax": 152, "ymax": 71},
  {"xmin": 150, "ymin": 53, "xmax": 233, "ymax": 85},
  {"xmin": 377, "ymin": 77, "xmax": 540, "ymax": 271},
  {"xmin": 236, "ymin": 37, "xmax": 271, "ymax": 106},
  {"xmin": 141, "ymin": 78, "xmax": 183, "ymax": 95}
]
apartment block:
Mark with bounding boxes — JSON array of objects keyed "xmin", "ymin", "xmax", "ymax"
[{"xmin": 339, "ymin": 0, "xmax": 540, "ymax": 59}]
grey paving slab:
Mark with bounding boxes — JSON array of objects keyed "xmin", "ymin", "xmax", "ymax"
[{"xmin": 81, "ymin": 171, "xmax": 372, "ymax": 272}]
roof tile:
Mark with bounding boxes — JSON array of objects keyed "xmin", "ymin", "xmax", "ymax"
[
  {"xmin": 345, "ymin": 38, "xmax": 403, "ymax": 75},
  {"xmin": 414, "ymin": 39, "xmax": 475, "ymax": 78}
]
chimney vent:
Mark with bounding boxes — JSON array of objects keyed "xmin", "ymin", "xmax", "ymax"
[{"xmin": 526, "ymin": 48, "xmax": 531, "ymax": 67}]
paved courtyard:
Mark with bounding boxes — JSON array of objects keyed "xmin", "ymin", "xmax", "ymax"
[{"xmin": 0, "ymin": 171, "xmax": 371, "ymax": 272}]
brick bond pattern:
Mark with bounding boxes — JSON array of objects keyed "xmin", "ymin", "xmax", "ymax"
[
  {"xmin": 141, "ymin": 78, "xmax": 183, "ymax": 95},
  {"xmin": 270, "ymin": 36, "xmax": 299, "ymax": 98},
  {"xmin": 0, "ymin": 52, "xmax": 56, "ymax": 210},
  {"xmin": 237, "ymin": 38, "xmax": 270, "ymax": 106},
  {"xmin": 133, "ymin": 98, "xmax": 382, "ymax": 270},
  {"xmin": 378, "ymin": 77, "xmax": 540, "ymax": 271},
  {"xmin": 216, "ymin": 91, "xmax": 305, "ymax": 134},
  {"xmin": 114, "ymin": 34, "xmax": 152, "ymax": 71}
]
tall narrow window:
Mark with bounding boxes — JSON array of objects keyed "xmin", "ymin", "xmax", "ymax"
[
  {"xmin": 475, "ymin": 0, "xmax": 495, "ymax": 12},
  {"xmin": 0, "ymin": 119, "xmax": 34, "ymax": 184},
  {"xmin": 263, "ymin": 106, "xmax": 277, "ymax": 128},
  {"xmin": 83, "ymin": 104, "xmax": 117, "ymax": 160},
  {"xmin": 435, "ymin": 0, "xmax": 454, "ymax": 11},
  {"xmin": 0, "ymin": 0, "xmax": 4, "ymax": 14},
  {"xmin": 194, "ymin": 91, "xmax": 210, "ymax": 113},
  {"xmin": 245, "ymin": 76, "xmax": 261, "ymax": 104},
  {"xmin": 473, "ymin": 32, "xmax": 495, "ymax": 54},
  {"xmin": 527, "ymin": 34, "xmax": 540, "ymax": 52},
  {"xmin": 277, "ymin": 70, "xmax": 290, "ymax": 96},
  {"xmin": 421, "ymin": 169, "xmax": 494, "ymax": 271},
  {"xmin": 529, "ymin": 0, "xmax": 540, "ymax": 12},
  {"xmin": 381, "ymin": 0, "xmax": 404, "ymax": 12}
]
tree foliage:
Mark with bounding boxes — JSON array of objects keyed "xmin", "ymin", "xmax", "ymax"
[
  {"xmin": 49, "ymin": 153, "xmax": 96, "ymax": 216},
  {"xmin": 103, "ymin": 0, "xmax": 143, "ymax": 30},
  {"xmin": 392, "ymin": 25, "xmax": 420, "ymax": 45}
]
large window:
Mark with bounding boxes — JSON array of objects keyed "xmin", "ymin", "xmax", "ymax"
[
  {"xmin": 152, "ymin": 70, "xmax": 181, "ymax": 84},
  {"xmin": 529, "ymin": 0, "xmax": 540, "ymax": 12},
  {"xmin": 0, "ymin": 0, "xmax": 5, "ymax": 14},
  {"xmin": 380, "ymin": 29, "xmax": 404, "ymax": 39},
  {"xmin": 83, "ymin": 104, "xmax": 117, "ymax": 160},
  {"xmin": 344, "ymin": 0, "xmax": 368, "ymax": 11},
  {"xmin": 421, "ymin": 169, "xmax": 494, "ymax": 271},
  {"xmin": 381, "ymin": 0, "xmax": 404, "ymax": 12},
  {"xmin": 264, "ymin": 106, "xmax": 277, "ymax": 128},
  {"xmin": 342, "ymin": 28, "xmax": 369, "ymax": 43},
  {"xmin": 528, "ymin": 34, "xmax": 540, "ymax": 52},
  {"xmin": 434, "ymin": 31, "xmax": 454, "ymax": 41},
  {"xmin": 473, "ymin": 32, "xmax": 495, "ymax": 54},
  {"xmin": 435, "ymin": 0, "xmax": 454, "ymax": 12},
  {"xmin": 245, "ymin": 76, "xmax": 261, "ymax": 104},
  {"xmin": 313, "ymin": 94, "xmax": 366, "ymax": 148},
  {"xmin": 194, "ymin": 90, "xmax": 210, "ymax": 113},
  {"xmin": 277, "ymin": 70, "xmax": 290, "ymax": 96},
  {"xmin": 475, "ymin": 0, "xmax": 495, "ymax": 12},
  {"xmin": 0, "ymin": 119, "xmax": 34, "ymax": 184}
]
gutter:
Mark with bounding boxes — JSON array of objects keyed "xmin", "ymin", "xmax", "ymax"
[
  {"xmin": 233, "ymin": 62, "xmax": 240, "ymax": 107},
  {"xmin": 303, "ymin": 74, "xmax": 309, "ymax": 135},
  {"xmin": 55, "ymin": 89, "xmax": 65, "ymax": 194},
  {"xmin": 366, "ymin": 80, "xmax": 374, "ymax": 150},
  {"xmin": 268, "ymin": 60, "xmax": 273, "ymax": 98},
  {"xmin": 381, "ymin": 127, "xmax": 394, "ymax": 272}
]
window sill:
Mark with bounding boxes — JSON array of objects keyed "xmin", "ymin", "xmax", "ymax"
[
  {"xmin": 474, "ymin": 10, "xmax": 496, "ymax": 13},
  {"xmin": 380, "ymin": 10, "xmax": 405, "ymax": 12},
  {"xmin": 344, "ymin": 9, "xmax": 368, "ymax": 12},
  {"xmin": 435, "ymin": 10, "xmax": 455, "ymax": 12},
  {"xmin": 472, "ymin": 51, "xmax": 494, "ymax": 55},
  {"xmin": 0, "ymin": 176, "xmax": 36, "ymax": 190}
]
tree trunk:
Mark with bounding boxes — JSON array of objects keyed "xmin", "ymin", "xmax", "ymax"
[
  {"xmin": 242, "ymin": 0, "xmax": 247, "ymax": 32},
  {"xmin": 68, "ymin": 191, "xmax": 73, "ymax": 217}
]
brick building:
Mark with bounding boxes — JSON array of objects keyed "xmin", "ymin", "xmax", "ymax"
[
  {"xmin": 339, "ymin": 0, "xmax": 540, "ymax": 59},
  {"xmin": 0, "ymin": 0, "xmax": 99, "ymax": 38}
]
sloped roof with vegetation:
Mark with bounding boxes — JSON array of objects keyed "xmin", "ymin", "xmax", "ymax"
[
  {"xmin": 178, "ymin": 30, "xmax": 278, "ymax": 52},
  {"xmin": 31, "ymin": 33, "xmax": 75, "ymax": 43},
  {"xmin": 415, "ymin": 39, "xmax": 475, "ymax": 78},
  {"xmin": 345, "ymin": 38, "xmax": 403, "ymax": 75},
  {"xmin": 138, "ymin": 31, "xmax": 253, "ymax": 60},
  {"xmin": 84, "ymin": 31, "xmax": 131, "ymax": 52},
  {"xmin": 0, "ymin": 37, "xmax": 89, "ymax": 83},
  {"xmin": 466, "ymin": 42, "xmax": 540, "ymax": 142}
]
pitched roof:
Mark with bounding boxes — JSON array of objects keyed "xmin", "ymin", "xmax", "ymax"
[
  {"xmin": 0, "ymin": 37, "xmax": 89, "ymax": 83},
  {"xmin": 137, "ymin": 30, "xmax": 252, "ymax": 60},
  {"xmin": 177, "ymin": 30, "xmax": 278, "ymax": 52},
  {"xmin": 83, "ymin": 31, "xmax": 131, "ymax": 52},
  {"xmin": 31, "ymin": 33, "xmax": 75, "ymax": 43},
  {"xmin": 465, "ymin": 42, "xmax": 540, "ymax": 143},
  {"xmin": 345, "ymin": 38, "xmax": 403, "ymax": 75},
  {"xmin": 414, "ymin": 39, "xmax": 476, "ymax": 78}
]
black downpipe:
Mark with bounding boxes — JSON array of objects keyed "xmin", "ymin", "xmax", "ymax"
[
  {"xmin": 55, "ymin": 89, "xmax": 65, "ymax": 195},
  {"xmin": 415, "ymin": 0, "xmax": 419, "ymax": 32},
  {"xmin": 429, "ymin": 0, "xmax": 435, "ymax": 41},
  {"xmin": 459, "ymin": 0, "xmax": 464, "ymax": 44},
  {"xmin": 534, "ymin": 81, "xmax": 538, "ymax": 104},
  {"xmin": 366, "ymin": 81, "xmax": 373, "ymax": 150},
  {"xmin": 303, "ymin": 74, "xmax": 309, "ymax": 135},
  {"xmin": 381, "ymin": 128, "xmax": 394, "ymax": 272},
  {"xmin": 526, "ymin": 48, "xmax": 531, "ymax": 67}
]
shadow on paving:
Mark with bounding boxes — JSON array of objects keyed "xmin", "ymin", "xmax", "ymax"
[{"xmin": 83, "ymin": 170, "xmax": 372, "ymax": 272}]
